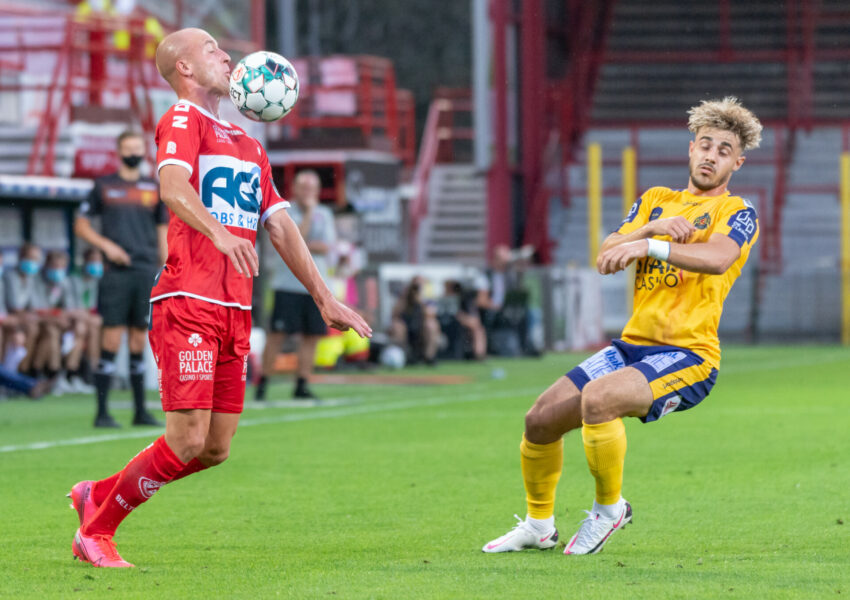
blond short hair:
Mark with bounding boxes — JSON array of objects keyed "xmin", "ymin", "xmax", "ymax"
[{"xmin": 687, "ymin": 96, "xmax": 763, "ymax": 152}]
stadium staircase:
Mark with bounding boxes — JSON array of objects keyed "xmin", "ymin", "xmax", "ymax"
[
  {"xmin": 410, "ymin": 90, "xmax": 487, "ymax": 265},
  {"xmin": 550, "ymin": 124, "xmax": 843, "ymax": 340},
  {"xmin": 417, "ymin": 164, "xmax": 487, "ymax": 265},
  {"xmin": 538, "ymin": 0, "xmax": 850, "ymax": 339},
  {"xmin": 0, "ymin": 127, "xmax": 73, "ymax": 176},
  {"xmin": 593, "ymin": 0, "xmax": 850, "ymax": 123}
]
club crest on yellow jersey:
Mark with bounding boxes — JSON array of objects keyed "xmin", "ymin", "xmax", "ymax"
[{"xmin": 693, "ymin": 213, "xmax": 711, "ymax": 229}]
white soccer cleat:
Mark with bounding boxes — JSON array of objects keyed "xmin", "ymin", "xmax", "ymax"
[
  {"xmin": 563, "ymin": 500, "xmax": 632, "ymax": 555},
  {"xmin": 69, "ymin": 376, "xmax": 94, "ymax": 394},
  {"xmin": 482, "ymin": 514, "xmax": 559, "ymax": 553},
  {"xmin": 51, "ymin": 376, "xmax": 75, "ymax": 396}
]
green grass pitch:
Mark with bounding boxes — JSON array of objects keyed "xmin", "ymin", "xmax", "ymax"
[{"xmin": 1, "ymin": 345, "xmax": 849, "ymax": 599}]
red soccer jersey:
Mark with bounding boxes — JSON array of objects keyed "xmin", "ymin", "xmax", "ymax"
[{"xmin": 153, "ymin": 100, "xmax": 288, "ymax": 309}]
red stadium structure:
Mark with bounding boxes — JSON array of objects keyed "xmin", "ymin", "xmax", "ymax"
[
  {"xmin": 480, "ymin": 0, "xmax": 850, "ymax": 270},
  {"xmin": 0, "ymin": 0, "xmax": 415, "ymax": 265},
  {"xmin": 0, "ymin": 1, "xmax": 265, "ymax": 178}
]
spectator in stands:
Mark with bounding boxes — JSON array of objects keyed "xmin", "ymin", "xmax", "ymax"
[
  {"xmin": 437, "ymin": 279, "xmax": 486, "ymax": 360},
  {"xmin": 38, "ymin": 250, "xmax": 94, "ymax": 395},
  {"xmin": 71, "ymin": 247, "xmax": 103, "ymax": 312},
  {"xmin": 476, "ymin": 244, "xmax": 536, "ymax": 356},
  {"xmin": 0, "ymin": 257, "xmax": 51, "ymax": 399},
  {"xmin": 389, "ymin": 276, "xmax": 440, "ymax": 365},
  {"xmin": 69, "ymin": 247, "xmax": 104, "ymax": 381},
  {"xmin": 256, "ymin": 170, "xmax": 337, "ymax": 401},
  {"xmin": 3, "ymin": 243, "xmax": 45, "ymax": 376},
  {"xmin": 74, "ymin": 129, "xmax": 167, "ymax": 428}
]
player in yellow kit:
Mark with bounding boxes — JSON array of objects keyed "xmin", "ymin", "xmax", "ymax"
[{"xmin": 483, "ymin": 97, "xmax": 762, "ymax": 555}]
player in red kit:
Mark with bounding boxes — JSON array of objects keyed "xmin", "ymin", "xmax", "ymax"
[{"xmin": 67, "ymin": 28, "xmax": 372, "ymax": 568}]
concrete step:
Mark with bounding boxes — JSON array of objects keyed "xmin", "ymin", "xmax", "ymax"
[
  {"xmin": 420, "ymin": 163, "xmax": 487, "ymax": 266},
  {"xmin": 424, "ymin": 249, "xmax": 487, "ymax": 263},
  {"xmin": 431, "ymin": 216, "xmax": 485, "ymax": 227},
  {"xmin": 431, "ymin": 195, "xmax": 486, "ymax": 208},
  {"xmin": 432, "ymin": 203, "xmax": 486, "ymax": 215},
  {"xmin": 429, "ymin": 231, "xmax": 486, "ymax": 244},
  {"xmin": 431, "ymin": 183, "xmax": 486, "ymax": 196}
]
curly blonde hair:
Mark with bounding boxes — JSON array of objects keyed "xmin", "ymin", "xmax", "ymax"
[{"xmin": 687, "ymin": 96, "xmax": 763, "ymax": 152}]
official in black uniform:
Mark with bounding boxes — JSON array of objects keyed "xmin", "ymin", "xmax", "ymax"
[{"xmin": 74, "ymin": 130, "xmax": 168, "ymax": 428}]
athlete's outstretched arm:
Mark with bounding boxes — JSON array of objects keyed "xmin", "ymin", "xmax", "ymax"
[
  {"xmin": 264, "ymin": 209, "xmax": 372, "ymax": 338},
  {"xmin": 597, "ymin": 233, "xmax": 740, "ymax": 276},
  {"xmin": 159, "ymin": 164, "xmax": 258, "ymax": 277},
  {"xmin": 599, "ymin": 216, "xmax": 696, "ymax": 254}
]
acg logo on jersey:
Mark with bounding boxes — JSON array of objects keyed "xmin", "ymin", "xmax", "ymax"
[{"xmin": 199, "ymin": 154, "xmax": 263, "ymax": 230}]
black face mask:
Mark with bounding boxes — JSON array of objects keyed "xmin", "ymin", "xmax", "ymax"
[{"xmin": 121, "ymin": 154, "xmax": 144, "ymax": 168}]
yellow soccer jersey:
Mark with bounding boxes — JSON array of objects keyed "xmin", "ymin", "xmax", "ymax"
[{"xmin": 616, "ymin": 186, "xmax": 759, "ymax": 368}]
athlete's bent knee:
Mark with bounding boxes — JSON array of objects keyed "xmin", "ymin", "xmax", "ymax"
[
  {"xmin": 199, "ymin": 446, "xmax": 229, "ymax": 467},
  {"xmin": 580, "ymin": 380, "xmax": 611, "ymax": 423},
  {"xmin": 525, "ymin": 396, "xmax": 554, "ymax": 442},
  {"xmin": 168, "ymin": 433, "xmax": 207, "ymax": 463}
]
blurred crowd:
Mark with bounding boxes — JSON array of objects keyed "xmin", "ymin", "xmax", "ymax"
[
  {"xmin": 387, "ymin": 244, "xmax": 540, "ymax": 366},
  {"xmin": 0, "ymin": 243, "xmax": 104, "ymax": 399},
  {"xmin": 1, "ymin": 132, "xmax": 541, "ymax": 407},
  {"xmin": 0, "ymin": 234, "xmax": 541, "ymax": 400}
]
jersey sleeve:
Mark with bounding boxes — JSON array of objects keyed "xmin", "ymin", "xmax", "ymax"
[
  {"xmin": 616, "ymin": 188, "xmax": 658, "ymax": 235},
  {"xmin": 715, "ymin": 201, "xmax": 759, "ymax": 250},
  {"xmin": 257, "ymin": 144, "xmax": 289, "ymax": 225},
  {"xmin": 79, "ymin": 180, "xmax": 103, "ymax": 217},
  {"xmin": 154, "ymin": 199, "xmax": 169, "ymax": 225},
  {"xmin": 155, "ymin": 104, "xmax": 203, "ymax": 176}
]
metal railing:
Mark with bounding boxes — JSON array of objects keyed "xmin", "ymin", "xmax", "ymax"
[{"xmin": 408, "ymin": 90, "xmax": 473, "ymax": 262}]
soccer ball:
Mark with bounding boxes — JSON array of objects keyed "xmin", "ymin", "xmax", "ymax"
[
  {"xmin": 380, "ymin": 345, "xmax": 406, "ymax": 370},
  {"xmin": 229, "ymin": 51, "xmax": 299, "ymax": 122}
]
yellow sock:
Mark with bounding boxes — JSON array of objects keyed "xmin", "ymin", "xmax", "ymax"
[
  {"xmin": 520, "ymin": 435, "xmax": 563, "ymax": 519},
  {"xmin": 581, "ymin": 419, "xmax": 627, "ymax": 505}
]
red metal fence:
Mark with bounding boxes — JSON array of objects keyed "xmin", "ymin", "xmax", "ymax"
[{"xmin": 486, "ymin": 0, "xmax": 850, "ymax": 266}]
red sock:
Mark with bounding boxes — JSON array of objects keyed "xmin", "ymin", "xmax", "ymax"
[
  {"xmin": 82, "ymin": 436, "xmax": 186, "ymax": 537},
  {"xmin": 92, "ymin": 473, "xmax": 120, "ymax": 506},
  {"xmin": 93, "ymin": 458, "xmax": 208, "ymax": 506},
  {"xmin": 171, "ymin": 458, "xmax": 208, "ymax": 483}
]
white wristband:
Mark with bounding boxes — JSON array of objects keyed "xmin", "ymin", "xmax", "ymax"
[{"xmin": 646, "ymin": 238, "xmax": 671, "ymax": 261}]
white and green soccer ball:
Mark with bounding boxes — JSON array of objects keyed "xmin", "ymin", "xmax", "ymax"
[{"xmin": 229, "ymin": 51, "xmax": 299, "ymax": 122}]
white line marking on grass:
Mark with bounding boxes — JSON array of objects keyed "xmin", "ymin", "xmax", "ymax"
[
  {"xmin": 0, "ymin": 386, "xmax": 539, "ymax": 454},
  {"xmin": 106, "ymin": 397, "xmax": 363, "ymax": 411},
  {"xmin": 10, "ymin": 350, "xmax": 846, "ymax": 455}
]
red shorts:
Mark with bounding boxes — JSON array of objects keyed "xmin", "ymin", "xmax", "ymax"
[{"xmin": 149, "ymin": 296, "xmax": 251, "ymax": 414}]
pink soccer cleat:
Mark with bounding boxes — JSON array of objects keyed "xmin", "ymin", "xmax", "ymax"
[
  {"xmin": 67, "ymin": 481, "xmax": 97, "ymax": 527},
  {"xmin": 72, "ymin": 529, "xmax": 135, "ymax": 568}
]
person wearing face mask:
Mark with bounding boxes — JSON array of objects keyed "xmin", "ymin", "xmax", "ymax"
[
  {"xmin": 71, "ymin": 247, "xmax": 105, "ymax": 313},
  {"xmin": 32, "ymin": 250, "xmax": 87, "ymax": 394},
  {"xmin": 74, "ymin": 130, "xmax": 168, "ymax": 427},
  {"xmin": 0, "ymin": 253, "xmax": 51, "ymax": 399},
  {"xmin": 2, "ymin": 243, "xmax": 46, "ymax": 376},
  {"xmin": 68, "ymin": 247, "xmax": 105, "ymax": 391}
]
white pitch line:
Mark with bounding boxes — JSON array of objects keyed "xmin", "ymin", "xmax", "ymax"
[
  {"xmin": 5, "ymin": 350, "xmax": 847, "ymax": 456},
  {"xmin": 0, "ymin": 385, "xmax": 539, "ymax": 454}
]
